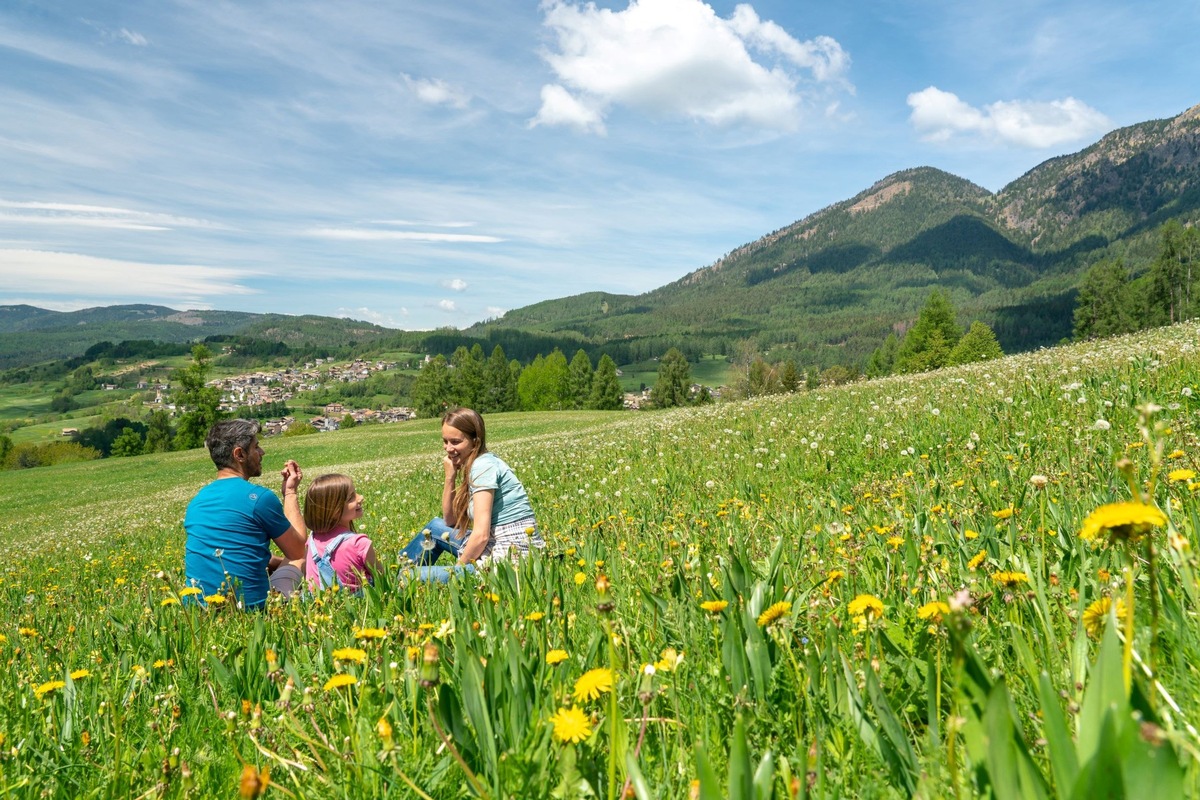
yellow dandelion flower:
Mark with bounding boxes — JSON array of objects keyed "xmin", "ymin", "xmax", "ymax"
[
  {"xmin": 1082, "ymin": 596, "xmax": 1126, "ymax": 638},
  {"xmin": 886, "ymin": 536, "xmax": 905, "ymax": 550},
  {"xmin": 160, "ymin": 597, "xmax": 180, "ymax": 607},
  {"xmin": 354, "ymin": 628, "xmax": 387, "ymax": 640},
  {"xmin": 826, "ymin": 569, "xmax": 845, "ymax": 581},
  {"xmin": 546, "ymin": 649, "xmax": 569, "ymax": 665},
  {"xmin": 178, "ymin": 587, "xmax": 202, "ymax": 598},
  {"xmin": 991, "ymin": 571, "xmax": 1029, "ymax": 588},
  {"xmin": 525, "ymin": 612, "xmax": 546, "ymax": 622},
  {"xmin": 572, "ymin": 668, "xmax": 614, "ymax": 702},
  {"xmin": 967, "ymin": 551, "xmax": 987, "ymax": 570},
  {"xmin": 34, "ymin": 680, "xmax": 66, "ymax": 699},
  {"xmin": 1079, "ymin": 502, "xmax": 1167, "ymax": 544},
  {"xmin": 756, "ymin": 600, "xmax": 791, "ymax": 627},
  {"xmin": 18, "ymin": 627, "xmax": 38, "ymax": 637},
  {"xmin": 153, "ymin": 659, "xmax": 171, "ymax": 669},
  {"xmin": 917, "ymin": 601, "xmax": 950, "ymax": 620},
  {"xmin": 847, "ymin": 594, "xmax": 885, "ymax": 621},
  {"xmin": 655, "ymin": 647, "xmax": 683, "ymax": 672},
  {"xmin": 549, "ymin": 706, "xmax": 592, "ymax": 744},
  {"xmin": 964, "ymin": 529, "xmax": 979, "ymax": 540},
  {"xmin": 323, "ymin": 674, "xmax": 358, "ymax": 692},
  {"xmin": 204, "ymin": 594, "xmax": 227, "ymax": 606},
  {"xmin": 1169, "ymin": 469, "xmax": 1196, "ymax": 483},
  {"xmin": 700, "ymin": 600, "xmax": 729, "ymax": 613},
  {"xmin": 70, "ymin": 669, "xmax": 91, "ymax": 680},
  {"xmin": 332, "ymin": 647, "xmax": 367, "ymax": 664},
  {"xmin": 992, "ymin": 507, "xmax": 1014, "ymax": 520},
  {"xmin": 573, "ymin": 572, "xmax": 587, "ymax": 586}
]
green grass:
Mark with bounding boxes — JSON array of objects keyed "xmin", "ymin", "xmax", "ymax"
[
  {"xmin": 1, "ymin": 326, "xmax": 1198, "ymax": 798},
  {"xmin": 619, "ymin": 353, "xmax": 730, "ymax": 392}
]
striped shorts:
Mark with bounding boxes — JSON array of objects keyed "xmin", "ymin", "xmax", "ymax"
[{"xmin": 484, "ymin": 516, "xmax": 545, "ymax": 563}]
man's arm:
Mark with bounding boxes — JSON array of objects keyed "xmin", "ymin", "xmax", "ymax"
[{"xmin": 274, "ymin": 459, "xmax": 307, "ymax": 565}]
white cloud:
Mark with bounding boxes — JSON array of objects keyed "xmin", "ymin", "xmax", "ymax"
[
  {"xmin": 907, "ymin": 87, "xmax": 1111, "ymax": 148},
  {"xmin": 0, "ymin": 249, "xmax": 257, "ymax": 305},
  {"xmin": 306, "ymin": 227, "xmax": 504, "ymax": 243},
  {"xmin": 438, "ymin": 299, "xmax": 458, "ymax": 312},
  {"xmin": 485, "ymin": 305, "xmax": 506, "ymax": 318},
  {"xmin": 335, "ymin": 306, "xmax": 407, "ymax": 326},
  {"xmin": 442, "ymin": 278, "xmax": 468, "ymax": 291},
  {"xmin": 403, "ymin": 74, "xmax": 471, "ymax": 109},
  {"xmin": 0, "ymin": 199, "xmax": 224, "ymax": 231},
  {"xmin": 532, "ymin": 0, "xmax": 851, "ymax": 133},
  {"xmin": 119, "ymin": 29, "xmax": 148, "ymax": 47}
]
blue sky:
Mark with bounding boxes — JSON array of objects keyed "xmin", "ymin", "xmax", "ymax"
[{"xmin": 1, "ymin": 0, "xmax": 1196, "ymax": 330}]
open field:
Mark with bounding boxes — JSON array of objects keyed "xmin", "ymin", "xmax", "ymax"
[
  {"xmin": 619, "ymin": 353, "xmax": 731, "ymax": 392},
  {"xmin": 1, "ymin": 324, "xmax": 1198, "ymax": 797}
]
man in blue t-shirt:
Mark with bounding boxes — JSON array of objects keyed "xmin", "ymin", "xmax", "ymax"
[{"xmin": 183, "ymin": 419, "xmax": 308, "ymax": 608}]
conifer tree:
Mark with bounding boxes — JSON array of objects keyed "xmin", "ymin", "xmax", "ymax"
[
  {"xmin": 1073, "ymin": 260, "xmax": 1135, "ymax": 340},
  {"xmin": 651, "ymin": 348, "xmax": 691, "ymax": 408},
  {"xmin": 174, "ymin": 345, "xmax": 224, "ymax": 449},
  {"xmin": 947, "ymin": 321, "xmax": 1004, "ymax": 365},
  {"xmin": 567, "ymin": 349, "xmax": 594, "ymax": 409},
  {"xmin": 588, "ymin": 354, "xmax": 624, "ymax": 410},
  {"xmin": 411, "ymin": 355, "xmax": 452, "ymax": 418},
  {"xmin": 895, "ymin": 289, "xmax": 961, "ymax": 373}
]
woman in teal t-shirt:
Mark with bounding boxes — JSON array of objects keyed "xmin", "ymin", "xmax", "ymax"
[{"xmin": 399, "ymin": 407, "xmax": 543, "ymax": 581}]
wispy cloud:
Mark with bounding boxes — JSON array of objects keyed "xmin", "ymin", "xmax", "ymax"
[
  {"xmin": 532, "ymin": 0, "xmax": 852, "ymax": 133},
  {"xmin": 118, "ymin": 28, "xmax": 147, "ymax": 47},
  {"xmin": 907, "ymin": 87, "xmax": 1110, "ymax": 148},
  {"xmin": 336, "ymin": 305, "xmax": 408, "ymax": 326},
  {"xmin": 442, "ymin": 278, "xmax": 468, "ymax": 291},
  {"xmin": 0, "ymin": 199, "xmax": 224, "ymax": 231},
  {"xmin": 307, "ymin": 227, "xmax": 503, "ymax": 243},
  {"xmin": 0, "ymin": 249, "xmax": 259, "ymax": 306},
  {"xmin": 403, "ymin": 74, "xmax": 471, "ymax": 108}
]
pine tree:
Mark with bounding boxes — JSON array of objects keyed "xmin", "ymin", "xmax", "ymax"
[
  {"xmin": 651, "ymin": 348, "xmax": 691, "ymax": 408},
  {"xmin": 1073, "ymin": 260, "xmax": 1135, "ymax": 340},
  {"xmin": 173, "ymin": 345, "xmax": 224, "ymax": 449},
  {"xmin": 588, "ymin": 354, "xmax": 624, "ymax": 410},
  {"xmin": 778, "ymin": 360, "xmax": 800, "ymax": 393},
  {"xmin": 411, "ymin": 355, "xmax": 453, "ymax": 418},
  {"xmin": 947, "ymin": 321, "xmax": 1004, "ymax": 365},
  {"xmin": 450, "ymin": 345, "xmax": 486, "ymax": 409},
  {"xmin": 567, "ymin": 349, "xmax": 594, "ymax": 410},
  {"xmin": 482, "ymin": 345, "xmax": 517, "ymax": 413},
  {"xmin": 866, "ymin": 333, "xmax": 899, "ymax": 377},
  {"xmin": 895, "ymin": 290, "xmax": 961, "ymax": 373}
]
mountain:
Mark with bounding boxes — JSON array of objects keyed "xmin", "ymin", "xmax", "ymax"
[
  {"xmin": 472, "ymin": 103, "xmax": 1200, "ymax": 367},
  {"xmin": 0, "ymin": 304, "xmax": 396, "ymax": 370}
]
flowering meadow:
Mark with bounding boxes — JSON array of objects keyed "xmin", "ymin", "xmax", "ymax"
[{"xmin": 2, "ymin": 322, "xmax": 1200, "ymax": 798}]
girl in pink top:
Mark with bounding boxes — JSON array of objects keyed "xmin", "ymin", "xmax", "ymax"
[{"xmin": 302, "ymin": 474, "xmax": 379, "ymax": 593}]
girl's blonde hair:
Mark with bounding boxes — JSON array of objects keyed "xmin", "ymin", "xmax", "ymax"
[
  {"xmin": 443, "ymin": 407, "xmax": 488, "ymax": 533},
  {"xmin": 303, "ymin": 473, "xmax": 357, "ymax": 534}
]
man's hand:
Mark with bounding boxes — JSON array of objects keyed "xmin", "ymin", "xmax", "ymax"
[{"xmin": 281, "ymin": 460, "xmax": 303, "ymax": 496}]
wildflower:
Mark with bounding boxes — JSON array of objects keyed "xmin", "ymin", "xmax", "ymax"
[
  {"xmin": 525, "ymin": 612, "xmax": 546, "ymax": 622},
  {"xmin": 1169, "ymin": 469, "xmax": 1196, "ymax": 483},
  {"xmin": 354, "ymin": 628, "xmax": 387, "ymax": 640},
  {"xmin": 153, "ymin": 659, "xmax": 171, "ymax": 669},
  {"xmin": 992, "ymin": 507, "xmax": 1014, "ymax": 521},
  {"xmin": 1079, "ymin": 502, "xmax": 1167, "ymax": 544},
  {"xmin": 34, "ymin": 680, "xmax": 66, "ymax": 699},
  {"xmin": 1083, "ymin": 597, "xmax": 1126, "ymax": 638},
  {"xmin": 70, "ymin": 669, "xmax": 91, "ymax": 680},
  {"xmin": 323, "ymin": 674, "xmax": 358, "ymax": 692},
  {"xmin": 204, "ymin": 594, "xmax": 227, "ymax": 606},
  {"xmin": 332, "ymin": 647, "xmax": 367, "ymax": 664},
  {"xmin": 847, "ymin": 594, "xmax": 885, "ymax": 621},
  {"xmin": 18, "ymin": 627, "xmax": 38, "ymax": 637},
  {"xmin": 549, "ymin": 706, "xmax": 592, "ymax": 744},
  {"xmin": 238, "ymin": 764, "xmax": 270, "ymax": 799},
  {"xmin": 826, "ymin": 569, "xmax": 844, "ymax": 582},
  {"xmin": 886, "ymin": 536, "xmax": 904, "ymax": 550},
  {"xmin": 991, "ymin": 571, "xmax": 1029, "ymax": 588},
  {"xmin": 160, "ymin": 597, "xmax": 180, "ymax": 607},
  {"xmin": 917, "ymin": 601, "xmax": 950, "ymax": 620},
  {"xmin": 546, "ymin": 649, "xmax": 569, "ymax": 665},
  {"xmin": 700, "ymin": 600, "xmax": 729, "ymax": 613},
  {"xmin": 1168, "ymin": 449, "xmax": 1185, "ymax": 459},
  {"xmin": 572, "ymin": 668, "xmax": 614, "ymax": 702},
  {"xmin": 967, "ymin": 551, "xmax": 986, "ymax": 570},
  {"xmin": 964, "ymin": 529, "xmax": 979, "ymax": 540},
  {"xmin": 757, "ymin": 601, "xmax": 791, "ymax": 627},
  {"xmin": 573, "ymin": 572, "xmax": 587, "ymax": 586},
  {"xmin": 655, "ymin": 648, "xmax": 683, "ymax": 672},
  {"xmin": 178, "ymin": 587, "xmax": 202, "ymax": 598}
]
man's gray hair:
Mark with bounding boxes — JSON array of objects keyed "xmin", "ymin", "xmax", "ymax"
[{"xmin": 205, "ymin": 419, "xmax": 260, "ymax": 470}]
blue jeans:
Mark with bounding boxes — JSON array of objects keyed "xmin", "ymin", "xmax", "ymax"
[{"xmin": 398, "ymin": 518, "xmax": 477, "ymax": 584}]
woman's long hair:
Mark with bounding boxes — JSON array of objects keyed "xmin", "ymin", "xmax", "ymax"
[
  {"xmin": 444, "ymin": 407, "xmax": 488, "ymax": 533},
  {"xmin": 303, "ymin": 473, "xmax": 357, "ymax": 534}
]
